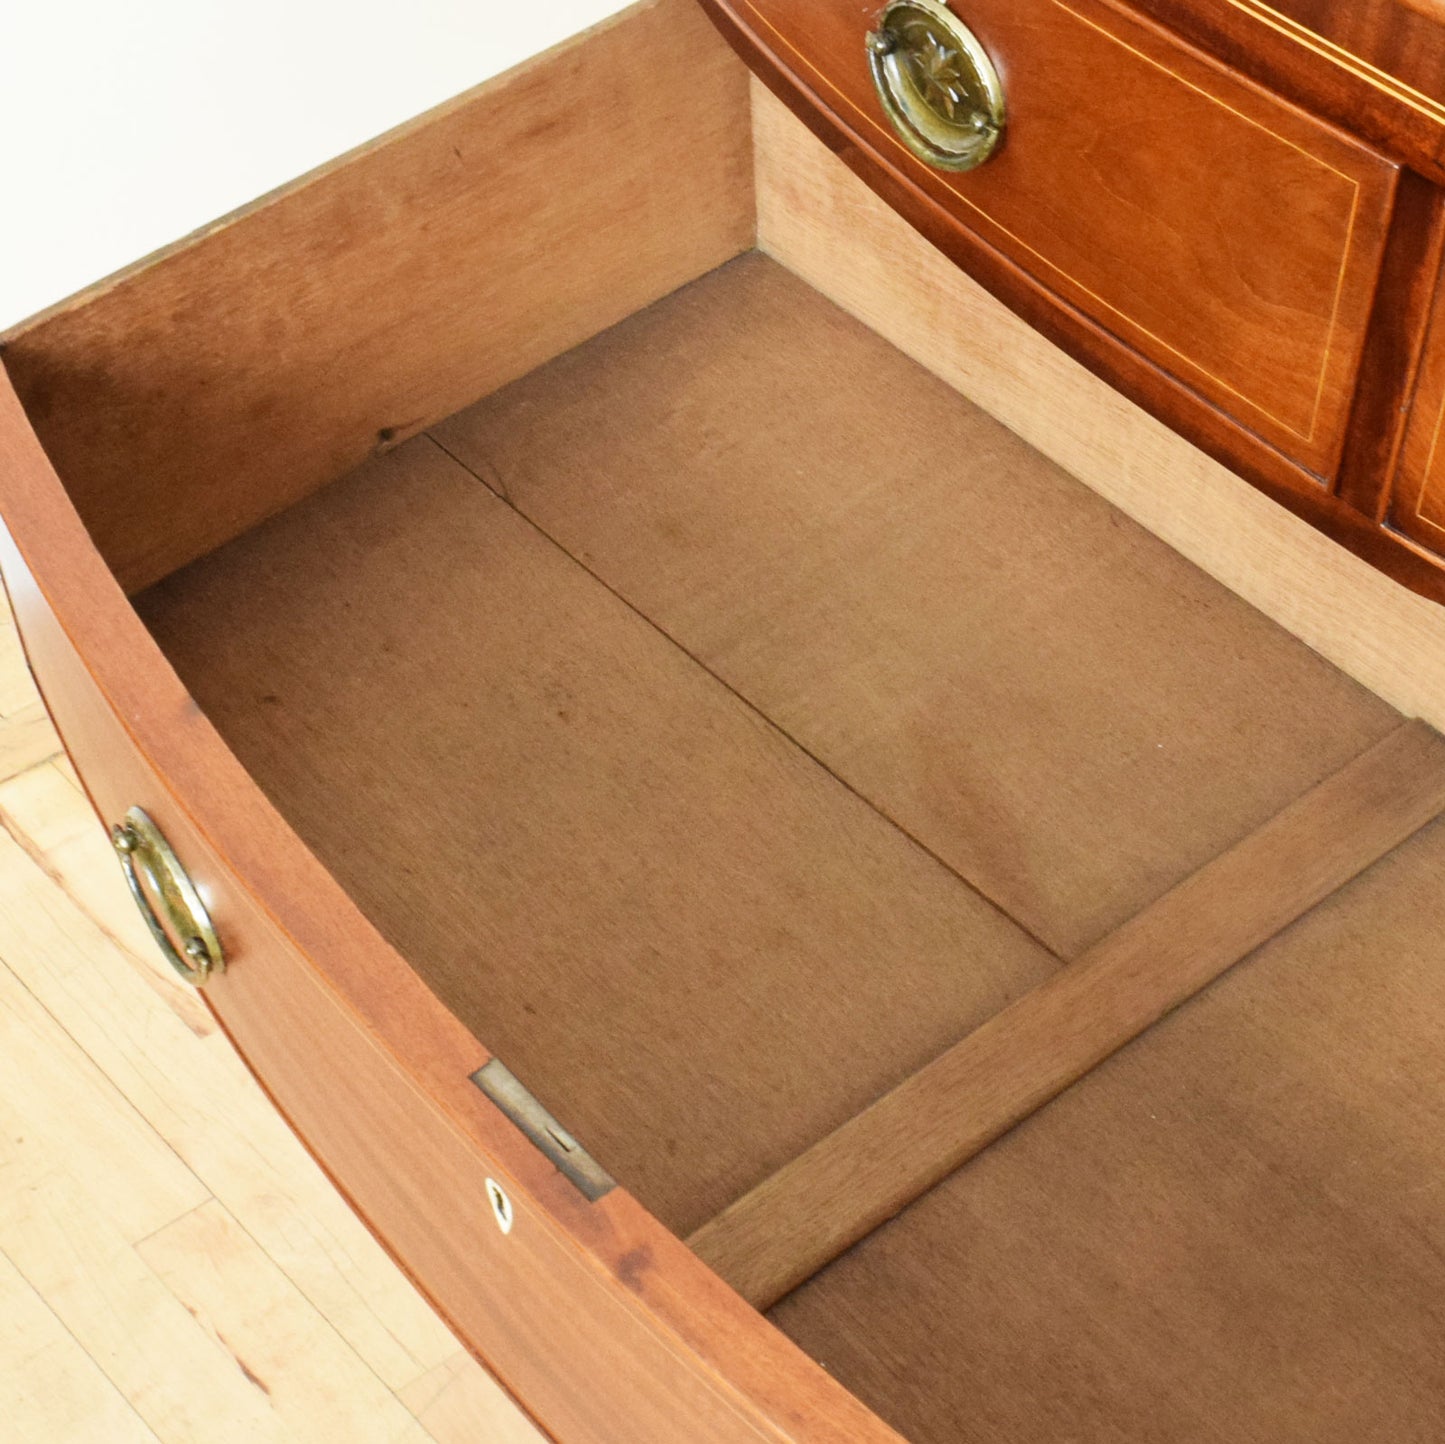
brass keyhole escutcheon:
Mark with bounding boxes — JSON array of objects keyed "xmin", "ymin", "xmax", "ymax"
[
  {"xmin": 868, "ymin": 1, "xmax": 1005, "ymax": 172},
  {"xmin": 112, "ymin": 806, "xmax": 224, "ymax": 987}
]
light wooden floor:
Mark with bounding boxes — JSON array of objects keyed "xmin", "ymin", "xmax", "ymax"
[{"xmin": 0, "ymin": 605, "xmax": 545, "ymax": 1443}]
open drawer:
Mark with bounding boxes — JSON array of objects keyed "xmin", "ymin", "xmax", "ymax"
[{"xmin": 5, "ymin": 2, "xmax": 1445, "ymax": 1438}]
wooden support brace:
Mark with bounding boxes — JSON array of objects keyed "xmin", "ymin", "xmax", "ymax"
[{"xmin": 689, "ymin": 719, "xmax": 1445, "ymax": 1310}]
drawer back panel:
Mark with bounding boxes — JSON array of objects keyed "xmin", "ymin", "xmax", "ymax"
[{"xmin": 0, "ymin": 0, "xmax": 755, "ymax": 595}]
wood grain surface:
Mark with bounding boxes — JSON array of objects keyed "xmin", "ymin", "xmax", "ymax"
[
  {"xmin": 700, "ymin": 0, "xmax": 1397, "ymax": 480},
  {"xmin": 132, "ymin": 248, "xmax": 1445, "ymax": 1394},
  {"xmin": 6, "ymin": 4, "xmax": 1445, "ymax": 1431},
  {"xmin": 0, "ymin": 341, "xmax": 901, "ymax": 1444},
  {"xmin": 1244, "ymin": 0, "xmax": 1445, "ymax": 92},
  {"xmin": 689, "ymin": 718, "xmax": 1445, "ymax": 1310},
  {"xmin": 1333, "ymin": 169, "xmax": 1445, "ymax": 518},
  {"xmin": 1, "ymin": 0, "xmax": 755, "ymax": 594},
  {"xmin": 435, "ymin": 254, "xmax": 1398, "ymax": 959},
  {"xmin": 750, "ymin": 87, "xmax": 1445, "ymax": 723},
  {"xmin": 0, "ymin": 613, "xmax": 543, "ymax": 1443},
  {"xmin": 772, "ymin": 805, "xmax": 1445, "ymax": 1444},
  {"xmin": 1134, "ymin": 0, "xmax": 1445, "ymax": 181},
  {"xmin": 1389, "ymin": 246, "xmax": 1445, "ymax": 556},
  {"xmin": 136, "ymin": 432, "xmax": 1059, "ymax": 1239}
]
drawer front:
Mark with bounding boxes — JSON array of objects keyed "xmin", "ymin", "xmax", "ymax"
[
  {"xmin": 720, "ymin": 0, "xmax": 1395, "ymax": 478},
  {"xmin": 0, "ymin": 372, "xmax": 893, "ymax": 1444},
  {"xmin": 1392, "ymin": 258, "xmax": 1445, "ymax": 560}
]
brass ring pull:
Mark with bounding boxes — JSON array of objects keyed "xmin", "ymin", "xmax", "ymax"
[
  {"xmin": 867, "ymin": 0, "xmax": 1005, "ymax": 173},
  {"xmin": 111, "ymin": 806, "xmax": 224, "ymax": 986}
]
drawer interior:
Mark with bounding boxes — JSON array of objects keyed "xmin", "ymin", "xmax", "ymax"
[
  {"xmin": 130, "ymin": 251, "xmax": 1441, "ymax": 1436},
  {"xmin": 135, "ymin": 265, "xmax": 1069, "ymax": 1233},
  {"xmin": 9, "ymin": 4, "xmax": 1445, "ymax": 1437},
  {"xmin": 772, "ymin": 809, "xmax": 1445, "ymax": 1442}
]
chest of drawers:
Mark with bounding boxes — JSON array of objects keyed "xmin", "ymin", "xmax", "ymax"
[{"xmin": 4, "ymin": 1, "xmax": 1445, "ymax": 1438}]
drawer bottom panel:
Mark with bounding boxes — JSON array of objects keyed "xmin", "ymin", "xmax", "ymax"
[{"xmin": 123, "ymin": 250, "xmax": 1445, "ymax": 1441}]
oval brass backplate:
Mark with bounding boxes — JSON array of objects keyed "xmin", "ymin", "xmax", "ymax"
[
  {"xmin": 867, "ymin": 0, "xmax": 1005, "ymax": 172},
  {"xmin": 111, "ymin": 806, "xmax": 224, "ymax": 987}
]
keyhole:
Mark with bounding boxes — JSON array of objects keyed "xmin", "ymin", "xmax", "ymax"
[{"xmin": 486, "ymin": 1177, "xmax": 514, "ymax": 1235}]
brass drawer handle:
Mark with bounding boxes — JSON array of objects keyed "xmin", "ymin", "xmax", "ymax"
[
  {"xmin": 867, "ymin": 0, "xmax": 1005, "ymax": 173},
  {"xmin": 111, "ymin": 806, "xmax": 224, "ymax": 986}
]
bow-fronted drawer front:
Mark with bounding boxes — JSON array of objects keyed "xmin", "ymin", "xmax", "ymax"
[{"xmin": 709, "ymin": 0, "xmax": 1397, "ymax": 489}]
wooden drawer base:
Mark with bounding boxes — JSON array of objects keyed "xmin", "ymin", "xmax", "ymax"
[{"xmin": 132, "ymin": 249, "xmax": 1445, "ymax": 1440}]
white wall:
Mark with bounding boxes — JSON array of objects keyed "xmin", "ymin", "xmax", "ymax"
[{"xmin": 0, "ymin": 0, "xmax": 632, "ymax": 329}]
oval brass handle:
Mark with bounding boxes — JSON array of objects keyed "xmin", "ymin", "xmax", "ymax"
[
  {"xmin": 111, "ymin": 806, "xmax": 224, "ymax": 986},
  {"xmin": 867, "ymin": 0, "xmax": 1005, "ymax": 173}
]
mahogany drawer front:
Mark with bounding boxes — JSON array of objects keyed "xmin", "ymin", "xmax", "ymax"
[
  {"xmin": 0, "ymin": 372, "xmax": 888, "ymax": 1444},
  {"xmin": 1392, "ymin": 259, "xmax": 1445, "ymax": 560},
  {"xmin": 720, "ymin": 0, "xmax": 1396, "ymax": 479}
]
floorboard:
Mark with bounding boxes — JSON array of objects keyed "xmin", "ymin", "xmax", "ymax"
[{"xmin": 0, "ymin": 609, "xmax": 543, "ymax": 1442}]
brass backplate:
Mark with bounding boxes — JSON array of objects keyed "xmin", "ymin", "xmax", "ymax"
[
  {"xmin": 868, "ymin": 0, "xmax": 1005, "ymax": 172},
  {"xmin": 111, "ymin": 805, "xmax": 223, "ymax": 986}
]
